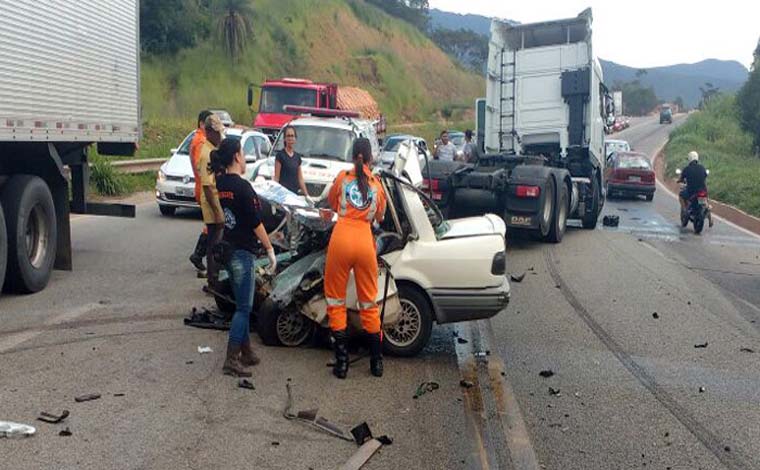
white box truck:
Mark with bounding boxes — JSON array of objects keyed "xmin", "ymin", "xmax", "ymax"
[
  {"xmin": 0, "ymin": 1, "xmax": 140, "ymax": 294},
  {"xmin": 427, "ymin": 9, "xmax": 612, "ymax": 242}
]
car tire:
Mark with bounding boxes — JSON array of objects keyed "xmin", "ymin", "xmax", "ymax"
[
  {"xmin": 581, "ymin": 176, "xmax": 600, "ymax": 229},
  {"xmin": 159, "ymin": 205, "xmax": 176, "ymax": 216},
  {"xmin": 645, "ymin": 194, "xmax": 654, "ymax": 202},
  {"xmin": 256, "ymin": 297, "xmax": 314, "ymax": 347},
  {"xmin": 0, "ymin": 205, "xmax": 7, "ymax": 295},
  {"xmin": 1, "ymin": 175, "xmax": 57, "ymax": 294},
  {"xmin": 545, "ymin": 179, "xmax": 568, "ymax": 243},
  {"xmin": 383, "ymin": 284, "xmax": 434, "ymax": 357}
]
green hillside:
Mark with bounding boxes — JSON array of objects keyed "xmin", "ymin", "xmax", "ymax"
[{"xmin": 137, "ymin": 0, "xmax": 483, "ymax": 156}]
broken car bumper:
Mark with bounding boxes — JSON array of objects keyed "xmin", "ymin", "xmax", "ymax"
[{"xmin": 427, "ymin": 278, "xmax": 510, "ymax": 324}]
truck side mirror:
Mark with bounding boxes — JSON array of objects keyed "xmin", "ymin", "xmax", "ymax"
[{"xmin": 247, "ymin": 85, "xmax": 253, "ymax": 107}]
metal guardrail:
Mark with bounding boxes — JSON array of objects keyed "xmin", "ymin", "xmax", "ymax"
[{"xmin": 111, "ymin": 158, "xmax": 166, "ymax": 174}]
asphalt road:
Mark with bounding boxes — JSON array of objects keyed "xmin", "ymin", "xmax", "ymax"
[{"xmin": 2, "ymin": 115, "xmax": 760, "ymax": 469}]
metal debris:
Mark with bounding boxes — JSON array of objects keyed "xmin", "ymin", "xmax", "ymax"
[
  {"xmin": 603, "ymin": 215, "xmax": 620, "ymax": 227},
  {"xmin": 59, "ymin": 427, "xmax": 72, "ymax": 437},
  {"xmin": 37, "ymin": 410, "xmax": 70, "ymax": 424},
  {"xmin": 283, "ymin": 383, "xmax": 354, "ymax": 442},
  {"xmin": 239, "ymin": 379, "xmax": 255, "ymax": 390},
  {"xmin": 0, "ymin": 421, "xmax": 36, "ymax": 438},
  {"xmin": 74, "ymin": 393, "xmax": 101, "ymax": 403},
  {"xmin": 652, "ymin": 312, "xmax": 659, "ymax": 319},
  {"xmin": 510, "ymin": 272, "xmax": 526, "ymax": 283},
  {"xmin": 740, "ymin": 348, "xmax": 755, "ymax": 353},
  {"xmin": 539, "ymin": 370, "xmax": 555, "ymax": 378},
  {"xmin": 694, "ymin": 342, "xmax": 708, "ymax": 349}
]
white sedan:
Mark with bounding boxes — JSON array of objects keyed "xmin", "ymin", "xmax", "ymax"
[{"xmin": 155, "ymin": 128, "xmax": 271, "ymax": 216}]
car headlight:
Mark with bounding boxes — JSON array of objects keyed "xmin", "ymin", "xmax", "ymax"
[{"xmin": 157, "ymin": 169, "xmax": 166, "ymax": 183}]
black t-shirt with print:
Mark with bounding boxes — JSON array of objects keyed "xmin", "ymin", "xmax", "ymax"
[
  {"xmin": 275, "ymin": 149, "xmax": 302, "ymax": 194},
  {"xmin": 216, "ymin": 173, "xmax": 263, "ymax": 254}
]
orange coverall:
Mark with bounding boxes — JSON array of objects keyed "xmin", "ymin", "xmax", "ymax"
[{"xmin": 324, "ymin": 165, "xmax": 387, "ymax": 334}]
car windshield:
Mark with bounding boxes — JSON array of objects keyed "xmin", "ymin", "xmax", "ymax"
[
  {"xmin": 618, "ymin": 156, "xmax": 651, "ymax": 169},
  {"xmin": 260, "ymin": 87, "xmax": 318, "ymax": 114},
  {"xmin": 449, "ymin": 134, "xmax": 465, "ymax": 146},
  {"xmin": 273, "ymin": 126, "xmax": 353, "ymax": 161},
  {"xmin": 606, "ymin": 142, "xmax": 630, "ymax": 153},
  {"xmin": 176, "ymin": 131, "xmax": 196, "ymax": 155},
  {"xmin": 382, "ymin": 137, "xmax": 408, "ymax": 152}
]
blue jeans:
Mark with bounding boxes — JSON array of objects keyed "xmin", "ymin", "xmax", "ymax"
[{"xmin": 228, "ymin": 249, "xmax": 255, "ymax": 346}]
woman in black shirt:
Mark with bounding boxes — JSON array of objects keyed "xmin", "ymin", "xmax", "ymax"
[
  {"xmin": 274, "ymin": 125, "xmax": 313, "ymax": 205},
  {"xmin": 212, "ymin": 138, "xmax": 277, "ymax": 377}
]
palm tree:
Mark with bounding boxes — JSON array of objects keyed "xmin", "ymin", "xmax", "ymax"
[{"xmin": 214, "ymin": 0, "xmax": 253, "ymax": 61}]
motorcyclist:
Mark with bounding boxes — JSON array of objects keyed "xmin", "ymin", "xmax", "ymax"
[{"xmin": 678, "ymin": 151, "xmax": 713, "ymax": 227}]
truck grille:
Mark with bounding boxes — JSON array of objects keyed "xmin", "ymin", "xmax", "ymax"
[
  {"xmin": 166, "ymin": 175, "xmax": 194, "ymax": 183},
  {"xmin": 165, "ymin": 193, "xmax": 196, "ymax": 203}
]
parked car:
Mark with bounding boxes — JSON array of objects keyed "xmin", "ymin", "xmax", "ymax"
[
  {"xmin": 605, "ymin": 151, "xmax": 656, "ymax": 201},
  {"xmin": 209, "ymin": 109, "xmax": 234, "ymax": 127},
  {"xmin": 604, "ymin": 139, "xmax": 631, "ymax": 158},
  {"xmin": 379, "ymin": 134, "xmax": 431, "ymax": 168},
  {"xmin": 156, "ymin": 128, "xmax": 270, "ymax": 216}
]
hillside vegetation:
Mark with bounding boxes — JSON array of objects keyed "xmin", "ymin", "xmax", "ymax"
[
  {"xmin": 664, "ymin": 96, "xmax": 760, "ymax": 216},
  {"xmin": 138, "ymin": 0, "xmax": 483, "ymax": 157}
]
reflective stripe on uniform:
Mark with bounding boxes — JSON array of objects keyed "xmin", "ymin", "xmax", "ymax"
[
  {"xmin": 339, "ymin": 179, "xmax": 349, "ymax": 216},
  {"xmin": 359, "ymin": 301, "xmax": 376, "ymax": 310},
  {"xmin": 365, "ymin": 187, "xmax": 378, "ymax": 221},
  {"xmin": 327, "ymin": 297, "xmax": 346, "ymax": 307}
]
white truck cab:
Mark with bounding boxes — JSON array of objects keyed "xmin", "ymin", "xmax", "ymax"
[{"xmin": 251, "ymin": 116, "xmax": 380, "ymax": 200}]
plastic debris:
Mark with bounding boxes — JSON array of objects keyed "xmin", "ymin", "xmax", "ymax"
[
  {"xmin": 652, "ymin": 312, "xmax": 659, "ymax": 319},
  {"xmin": 350, "ymin": 422, "xmax": 373, "ymax": 446},
  {"xmin": 740, "ymin": 348, "xmax": 755, "ymax": 353},
  {"xmin": 413, "ymin": 382, "xmax": 440, "ymax": 399},
  {"xmin": 539, "ymin": 370, "xmax": 555, "ymax": 378},
  {"xmin": 197, "ymin": 346, "xmax": 213, "ymax": 354},
  {"xmin": 603, "ymin": 215, "xmax": 620, "ymax": 227},
  {"xmin": 549, "ymin": 387, "xmax": 562, "ymax": 397},
  {"xmin": 0, "ymin": 421, "xmax": 36, "ymax": 438},
  {"xmin": 74, "ymin": 393, "xmax": 101, "ymax": 403},
  {"xmin": 377, "ymin": 435, "xmax": 393, "ymax": 445},
  {"xmin": 694, "ymin": 342, "xmax": 708, "ymax": 349},
  {"xmin": 59, "ymin": 427, "xmax": 72, "ymax": 437}
]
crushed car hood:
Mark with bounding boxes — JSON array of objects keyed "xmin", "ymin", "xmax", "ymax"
[{"xmin": 440, "ymin": 214, "xmax": 506, "ymax": 240}]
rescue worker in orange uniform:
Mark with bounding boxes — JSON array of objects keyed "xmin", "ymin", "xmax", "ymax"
[
  {"xmin": 188, "ymin": 110, "xmax": 213, "ymax": 277},
  {"xmin": 324, "ymin": 138, "xmax": 387, "ymax": 379}
]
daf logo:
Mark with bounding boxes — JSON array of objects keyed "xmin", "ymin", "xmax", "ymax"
[{"xmin": 183, "ymin": 175, "xmax": 191, "ymax": 184}]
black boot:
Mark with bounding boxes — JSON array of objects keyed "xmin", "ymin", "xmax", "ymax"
[
  {"xmin": 189, "ymin": 232, "xmax": 207, "ymax": 272},
  {"xmin": 332, "ymin": 330, "xmax": 349, "ymax": 379},
  {"xmin": 368, "ymin": 333, "xmax": 384, "ymax": 377}
]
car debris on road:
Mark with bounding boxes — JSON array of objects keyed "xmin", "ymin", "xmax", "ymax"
[
  {"xmin": 197, "ymin": 346, "xmax": 214, "ymax": 354},
  {"xmin": 603, "ymin": 215, "xmax": 620, "ymax": 227},
  {"xmin": 0, "ymin": 421, "xmax": 36, "ymax": 438},
  {"xmin": 413, "ymin": 381, "xmax": 440, "ymax": 399},
  {"xmin": 37, "ymin": 410, "xmax": 70, "ymax": 424},
  {"xmin": 74, "ymin": 393, "xmax": 101, "ymax": 403},
  {"xmin": 539, "ymin": 370, "xmax": 555, "ymax": 378},
  {"xmin": 694, "ymin": 342, "xmax": 709, "ymax": 349}
]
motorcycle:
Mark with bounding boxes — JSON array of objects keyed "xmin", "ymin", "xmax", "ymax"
[{"xmin": 676, "ymin": 168, "xmax": 711, "ymax": 234}]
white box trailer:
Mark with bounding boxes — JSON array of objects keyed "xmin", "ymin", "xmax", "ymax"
[{"xmin": 0, "ymin": 0, "xmax": 140, "ymax": 295}]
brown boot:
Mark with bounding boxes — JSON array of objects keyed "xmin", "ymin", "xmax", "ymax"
[
  {"xmin": 240, "ymin": 337, "xmax": 261, "ymax": 367},
  {"xmin": 223, "ymin": 343, "xmax": 252, "ymax": 377}
]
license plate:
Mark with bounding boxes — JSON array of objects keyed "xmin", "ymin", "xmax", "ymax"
[
  {"xmin": 629, "ymin": 176, "xmax": 641, "ymax": 182},
  {"xmin": 176, "ymin": 187, "xmax": 191, "ymax": 196}
]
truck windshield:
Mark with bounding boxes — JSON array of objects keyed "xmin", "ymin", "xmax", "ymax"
[
  {"xmin": 273, "ymin": 126, "xmax": 353, "ymax": 162},
  {"xmin": 260, "ymin": 87, "xmax": 318, "ymax": 114}
]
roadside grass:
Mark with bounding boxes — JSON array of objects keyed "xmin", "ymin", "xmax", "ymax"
[
  {"xmin": 89, "ymin": 152, "xmax": 156, "ymax": 197},
  {"xmin": 664, "ymin": 95, "xmax": 760, "ymax": 217}
]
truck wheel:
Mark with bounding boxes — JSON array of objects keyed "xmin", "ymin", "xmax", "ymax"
[
  {"xmin": 159, "ymin": 205, "xmax": 176, "ymax": 216},
  {"xmin": 0, "ymin": 175, "xmax": 57, "ymax": 293},
  {"xmin": 257, "ymin": 298, "xmax": 314, "ymax": 347},
  {"xmin": 545, "ymin": 180, "xmax": 568, "ymax": 243},
  {"xmin": 537, "ymin": 177, "xmax": 555, "ymax": 239},
  {"xmin": 383, "ymin": 285, "xmax": 434, "ymax": 357},
  {"xmin": 0, "ymin": 205, "xmax": 7, "ymax": 294},
  {"xmin": 581, "ymin": 176, "xmax": 600, "ymax": 229}
]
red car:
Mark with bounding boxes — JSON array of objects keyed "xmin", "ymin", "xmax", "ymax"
[{"xmin": 605, "ymin": 151, "xmax": 656, "ymax": 201}]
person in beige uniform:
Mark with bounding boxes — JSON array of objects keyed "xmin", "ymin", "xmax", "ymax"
[{"xmin": 196, "ymin": 114, "xmax": 225, "ymax": 289}]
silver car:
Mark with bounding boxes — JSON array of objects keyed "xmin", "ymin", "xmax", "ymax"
[{"xmin": 155, "ymin": 128, "xmax": 271, "ymax": 216}]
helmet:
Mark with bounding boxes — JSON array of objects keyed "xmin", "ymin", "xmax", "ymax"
[{"xmin": 688, "ymin": 151, "xmax": 699, "ymax": 162}]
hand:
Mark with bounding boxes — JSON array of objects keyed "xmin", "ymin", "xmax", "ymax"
[
  {"xmin": 266, "ymin": 248, "xmax": 277, "ymax": 274},
  {"xmin": 305, "ymin": 195, "xmax": 315, "ymax": 207}
]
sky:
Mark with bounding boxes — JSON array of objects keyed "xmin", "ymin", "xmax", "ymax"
[{"xmin": 429, "ymin": 0, "xmax": 758, "ymax": 70}]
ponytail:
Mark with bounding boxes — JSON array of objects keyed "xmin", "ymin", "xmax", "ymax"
[
  {"xmin": 352, "ymin": 138, "xmax": 372, "ymax": 203},
  {"xmin": 209, "ymin": 137, "xmax": 241, "ymax": 175}
]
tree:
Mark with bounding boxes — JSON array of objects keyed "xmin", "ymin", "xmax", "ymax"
[
  {"xmin": 213, "ymin": 0, "xmax": 253, "ymax": 61},
  {"xmin": 430, "ymin": 28, "xmax": 488, "ymax": 73},
  {"xmin": 366, "ymin": 0, "xmax": 430, "ymax": 31},
  {"xmin": 619, "ymin": 80, "xmax": 658, "ymax": 116},
  {"xmin": 140, "ymin": 0, "xmax": 208, "ymax": 55},
  {"xmin": 699, "ymin": 82, "xmax": 721, "ymax": 108},
  {"xmin": 674, "ymin": 96, "xmax": 685, "ymax": 112},
  {"xmin": 737, "ymin": 36, "xmax": 760, "ymax": 148}
]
